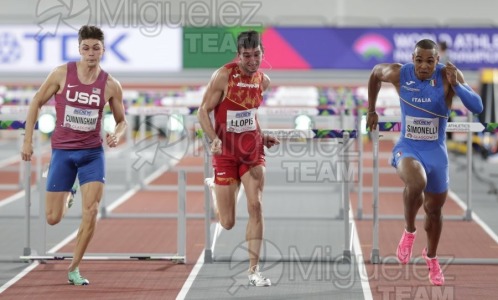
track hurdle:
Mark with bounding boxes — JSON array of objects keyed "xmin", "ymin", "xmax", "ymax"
[
  {"xmin": 201, "ymin": 128, "xmax": 358, "ymax": 263},
  {"xmin": 370, "ymin": 116, "xmax": 498, "ymax": 264},
  {"xmin": 0, "ymin": 119, "xmax": 45, "ymax": 258},
  {"xmin": 13, "ymin": 117, "xmax": 188, "ymax": 263}
]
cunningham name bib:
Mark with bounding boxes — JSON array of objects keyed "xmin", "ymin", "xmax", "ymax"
[
  {"xmin": 63, "ymin": 105, "xmax": 99, "ymax": 132},
  {"xmin": 404, "ymin": 116, "xmax": 439, "ymax": 141},
  {"xmin": 226, "ymin": 108, "xmax": 257, "ymax": 133}
]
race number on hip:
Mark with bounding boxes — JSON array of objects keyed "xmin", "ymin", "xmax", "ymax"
[{"xmin": 226, "ymin": 108, "xmax": 257, "ymax": 133}]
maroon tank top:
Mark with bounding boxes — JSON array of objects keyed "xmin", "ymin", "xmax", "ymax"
[{"xmin": 51, "ymin": 62, "xmax": 108, "ymax": 149}]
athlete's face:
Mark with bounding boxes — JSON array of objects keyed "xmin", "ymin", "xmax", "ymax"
[
  {"xmin": 79, "ymin": 39, "xmax": 105, "ymax": 67},
  {"xmin": 238, "ymin": 46, "xmax": 263, "ymax": 75},
  {"xmin": 412, "ymin": 47, "xmax": 439, "ymax": 80}
]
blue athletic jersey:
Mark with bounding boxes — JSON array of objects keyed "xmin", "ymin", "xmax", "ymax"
[
  {"xmin": 392, "ymin": 63, "xmax": 450, "ymax": 193},
  {"xmin": 398, "ymin": 63, "xmax": 449, "ymax": 149}
]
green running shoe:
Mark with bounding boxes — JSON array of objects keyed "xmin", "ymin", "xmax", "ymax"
[{"xmin": 68, "ymin": 268, "xmax": 89, "ymax": 285}]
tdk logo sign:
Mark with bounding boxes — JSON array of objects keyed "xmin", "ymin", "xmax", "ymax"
[{"xmin": 23, "ymin": 32, "xmax": 127, "ymax": 62}]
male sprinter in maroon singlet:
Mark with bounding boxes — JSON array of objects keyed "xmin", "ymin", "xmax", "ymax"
[
  {"xmin": 198, "ymin": 30, "xmax": 279, "ymax": 287},
  {"xmin": 21, "ymin": 25, "xmax": 127, "ymax": 285}
]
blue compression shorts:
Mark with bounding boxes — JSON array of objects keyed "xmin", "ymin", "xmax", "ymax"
[
  {"xmin": 46, "ymin": 146, "xmax": 105, "ymax": 192},
  {"xmin": 391, "ymin": 142, "xmax": 449, "ymax": 194}
]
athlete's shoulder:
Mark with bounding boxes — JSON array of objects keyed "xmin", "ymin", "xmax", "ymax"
[
  {"xmin": 45, "ymin": 63, "xmax": 68, "ymax": 83},
  {"xmin": 262, "ymin": 73, "xmax": 270, "ymax": 90},
  {"xmin": 105, "ymin": 74, "xmax": 123, "ymax": 96}
]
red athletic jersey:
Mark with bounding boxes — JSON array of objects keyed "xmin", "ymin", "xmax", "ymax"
[
  {"xmin": 51, "ymin": 62, "xmax": 108, "ymax": 149},
  {"xmin": 214, "ymin": 62, "xmax": 265, "ymax": 154}
]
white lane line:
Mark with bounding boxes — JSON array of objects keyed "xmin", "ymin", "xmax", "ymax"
[
  {"xmin": 176, "ymin": 179, "xmax": 245, "ymax": 299},
  {"xmin": 0, "ymin": 262, "xmax": 39, "ymax": 294},
  {"xmin": 350, "ymin": 208, "xmax": 373, "ymax": 300},
  {"xmin": 0, "ymin": 190, "xmax": 24, "ymax": 209},
  {"xmin": 175, "ymin": 253, "xmax": 204, "ymax": 300},
  {"xmin": 0, "ymin": 155, "xmax": 21, "ymax": 169},
  {"xmin": 449, "ymin": 190, "xmax": 498, "ymax": 244}
]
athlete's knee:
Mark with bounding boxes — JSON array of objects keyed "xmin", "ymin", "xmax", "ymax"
[
  {"xmin": 405, "ymin": 178, "xmax": 426, "ymax": 194},
  {"xmin": 82, "ymin": 203, "xmax": 99, "ymax": 221},
  {"xmin": 46, "ymin": 212, "xmax": 62, "ymax": 225},
  {"xmin": 423, "ymin": 201, "xmax": 443, "ymax": 217},
  {"xmin": 220, "ymin": 217, "xmax": 235, "ymax": 230}
]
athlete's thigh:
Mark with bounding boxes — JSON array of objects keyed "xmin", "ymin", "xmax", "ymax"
[
  {"xmin": 46, "ymin": 149, "xmax": 78, "ymax": 192},
  {"xmin": 424, "ymin": 150, "xmax": 449, "ymax": 194},
  {"xmin": 80, "ymin": 181, "xmax": 104, "ymax": 210},
  {"xmin": 241, "ymin": 164, "xmax": 265, "ymax": 207},
  {"xmin": 392, "ymin": 143, "xmax": 427, "ymax": 185},
  {"xmin": 76, "ymin": 147, "xmax": 106, "ymax": 185},
  {"xmin": 215, "ymin": 182, "xmax": 240, "ymax": 218},
  {"xmin": 45, "ymin": 191, "xmax": 70, "ymax": 219},
  {"xmin": 212, "ymin": 154, "xmax": 240, "ymax": 217}
]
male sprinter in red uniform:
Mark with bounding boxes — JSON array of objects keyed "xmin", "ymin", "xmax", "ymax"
[
  {"xmin": 198, "ymin": 30, "xmax": 279, "ymax": 287},
  {"xmin": 21, "ymin": 25, "xmax": 127, "ymax": 285}
]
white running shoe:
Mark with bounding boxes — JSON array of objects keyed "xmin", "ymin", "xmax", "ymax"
[
  {"xmin": 248, "ymin": 265, "xmax": 271, "ymax": 287},
  {"xmin": 66, "ymin": 183, "xmax": 79, "ymax": 209},
  {"xmin": 204, "ymin": 178, "xmax": 218, "ymax": 214}
]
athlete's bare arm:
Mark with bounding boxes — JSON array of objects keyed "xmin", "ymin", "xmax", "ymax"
[
  {"xmin": 198, "ymin": 67, "xmax": 229, "ymax": 154},
  {"xmin": 259, "ymin": 74, "xmax": 279, "ymax": 148},
  {"xmin": 105, "ymin": 75, "xmax": 127, "ymax": 148},
  {"xmin": 366, "ymin": 63, "xmax": 402, "ymax": 131},
  {"xmin": 21, "ymin": 65, "xmax": 66, "ymax": 161}
]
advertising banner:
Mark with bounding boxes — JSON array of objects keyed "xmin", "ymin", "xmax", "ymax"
[
  {"xmin": 0, "ymin": 25, "xmax": 182, "ymax": 73},
  {"xmin": 184, "ymin": 27, "xmax": 498, "ymax": 70}
]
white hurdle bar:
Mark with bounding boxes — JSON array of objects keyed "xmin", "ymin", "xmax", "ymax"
[{"xmin": 370, "ymin": 117, "xmax": 498, "ymax": 264}]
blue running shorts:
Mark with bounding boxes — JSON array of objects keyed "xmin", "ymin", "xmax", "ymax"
[
  {"xmin": 46, "ymin": 146, "xmax": 105, "ymax": 192},
  {"xmin": 391, "ymin": 142, "xmax": 449, "ymax": 194}
]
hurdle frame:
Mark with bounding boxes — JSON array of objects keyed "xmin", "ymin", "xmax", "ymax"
[
  {"xmin": 369, "ymin": 116, "xmax": 498, "ymax": 264},
  {"xmin": 202, "ymin": 129, "xmax": 357, "ymax": 263},
  {"xmin": 11, "ymin": 115, "xmax": 189, "ymax": 263}
]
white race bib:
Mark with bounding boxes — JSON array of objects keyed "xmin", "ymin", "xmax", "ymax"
[
  {"xmin": 404, "ymin": 116, "xmax": 439, "ymax": 141},
  {"xmin": 63, "ymin": 105, "xmax": 99, "ymax": 132},
  {"xmin": 226, "ymin": 108, "xmax": 257, "ymax": 133}
]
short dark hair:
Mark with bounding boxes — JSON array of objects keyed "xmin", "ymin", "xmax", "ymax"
[
  {"xmin": 78, "ymin": 25, "xmax": 104, "ymax": 46},
  {"xmin": 237, "ymin": 30, "xmax": 263, "ymax": 53},
  {"xmin": 415, "ymin": 39, "xmax": 437, "ymax": 51}
]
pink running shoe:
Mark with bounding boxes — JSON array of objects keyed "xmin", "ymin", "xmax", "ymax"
[
  {"xmin": 422, "ymin": 247, "xmax": 445, "ymax": 286},
  {"xmin": 396, "ymin": 229, "xmax": 416, "ymax": 264}
]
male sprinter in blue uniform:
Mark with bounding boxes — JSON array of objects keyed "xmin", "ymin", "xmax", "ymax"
[{"xmin": 366, "ymin": 39, "xmax": 483, "ymax": 286}]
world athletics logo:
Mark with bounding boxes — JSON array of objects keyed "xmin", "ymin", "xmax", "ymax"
[{"xmin": 353, "ymin": 34, "xmax": 393, "ymax": 61}]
